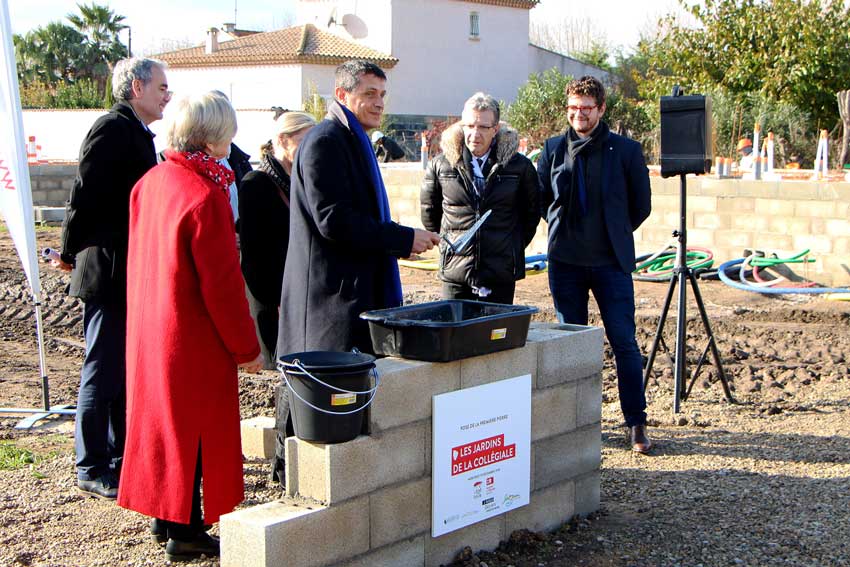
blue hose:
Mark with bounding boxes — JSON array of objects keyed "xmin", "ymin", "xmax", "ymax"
[{"xmin": 717, "ymin": 258, "xmax": 850, "ymax": 294}]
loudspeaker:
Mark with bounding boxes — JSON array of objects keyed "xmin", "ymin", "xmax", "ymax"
[{"xmin": 660, "ymin": 89, "xmax": 713, "ymax": 178}]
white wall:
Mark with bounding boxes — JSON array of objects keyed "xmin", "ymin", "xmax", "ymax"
[
  {"xmin": 165, "ymin": 65, "xmax": 304, "ymax": 110},
  {"xmin": 528, "ymin": 45, "xmax": 611, "ymax": 83},
  {"xmin": 386, "ymin": 0, "xmax": 531, "ymax": 115},
  {"xmin": 23, "ymin": 108, "xmax": 283, "ymax": 162}
]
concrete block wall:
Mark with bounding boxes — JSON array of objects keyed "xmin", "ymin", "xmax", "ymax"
[
  {"xmin": 28, "ymin": 164, "xmax": 76, "ymax": 207},
  {"xmin": 381, "ymin": 166, "xmax": 850, "ymax": 287},
  {"xmin": 220, "ymin": 322, "xmax": 604, "ymax": 567}
]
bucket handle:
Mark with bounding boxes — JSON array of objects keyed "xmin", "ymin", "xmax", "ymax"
[{"xmin": 278, "ymin": 360, "xmax": 381, "ymax": 416}]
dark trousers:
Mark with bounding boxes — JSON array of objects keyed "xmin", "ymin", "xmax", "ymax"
[
  {"xmin": 548, "ymin": 260, "xmax": 647, "ymax": 426},
  {"xmin": 273, "ymin": 384, "xmax": 293, "ymax": 475},
  {"xmin": 441, "ymin": 280, "xmax": 517, "ymax": 305},
  {"xmin": 75, "ymin": 299, "xmax": 126, "ymax": 481},
  {"xmin": 158, "ymin": 445, "xmax": 203, "ymax": 540}
]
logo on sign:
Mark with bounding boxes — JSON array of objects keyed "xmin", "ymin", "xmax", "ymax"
[{"xmin": 451, "ymin": 434, "xmax": 517, "ymax": 476}]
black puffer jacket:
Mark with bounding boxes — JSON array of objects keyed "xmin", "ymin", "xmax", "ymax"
[{"xmin": 421, "ymin": 122, "xmax": 540, "ymax": 288}]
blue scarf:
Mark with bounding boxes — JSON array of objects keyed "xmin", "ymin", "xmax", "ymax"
[{"xmin": 339, "ymin": 103, "xmax": 403, "ymax": 307}]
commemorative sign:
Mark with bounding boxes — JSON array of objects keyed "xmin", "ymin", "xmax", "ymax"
[{"xmin": 432, "ymin": 374, "xmax": 531, "ymax": 537}]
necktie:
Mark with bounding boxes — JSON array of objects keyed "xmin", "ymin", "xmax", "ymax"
[{"xmin": 473, "ymin": 157, "xmax": 486, "ymax": 195}]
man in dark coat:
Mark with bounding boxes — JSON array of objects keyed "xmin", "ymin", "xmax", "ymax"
[
  {"xmin": 372, "ymin": 131, "xmax": 406, "ymax": 162},
  {"xmin": 421, "ymin": 92, "xmax": 540, "ymax": 304},
  {"xmin": 277, "ymin": 60, "xmax": 440, "ymax": 356},
  {"xmin": 55, "ymin": 57, "xmax": 171, "ymax": 498},
  {"xmin": 537, "ymin": 76, "xmax": 653, "ymax": 453}
]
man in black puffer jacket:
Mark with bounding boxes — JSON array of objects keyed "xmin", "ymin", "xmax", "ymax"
[{"xmin": 421, "ymin": 92, "xmax": 540, "ymax": 304}]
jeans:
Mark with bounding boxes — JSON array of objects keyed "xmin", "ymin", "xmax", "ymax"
[
  {"xmin": 548, "ymin": 260, "xmax": 647, "ymax": 426},
  {"xmin": 75, "ymin": 299, "xmax": 127, "ymax": 480}
]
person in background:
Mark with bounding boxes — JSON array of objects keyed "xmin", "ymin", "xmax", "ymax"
[
  {"xmin": 237, "ymin": 110, "xmax": 317, "ymax": 485},
  {"xmin": 420, "ymin": 92, "xmax": 540, "ymax": 304},
  {"xmin": 785, "ymin": 154, "xmax": 802, "ymax": 169},
  {"xmin": 537, "ymin": 76, "xmax": 652, "ymax": 454},
  {"xmin": 118, "ymin": 91, "xmax": 262, "ymax": 562},
  {"xmin": 277, "ymin": 60, "xmax": 440, "ymax": 357},
  {"xmin": 54, "ymin": 57, "xmax": 171, "ymax": 499},
  {"xmin": 372, "ymin": 130, "xmax": 405, "ymax": 162},
  {"xmin": 737, "ymin": 138, "xmax": 754, "ymax": 170}
]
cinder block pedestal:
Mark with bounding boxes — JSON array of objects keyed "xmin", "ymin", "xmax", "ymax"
[{"xmin": 222, "ymin": 323, "xmax": 603, "ymax": 567}]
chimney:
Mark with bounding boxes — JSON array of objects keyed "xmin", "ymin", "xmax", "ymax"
[
  {"xmin": 222, "ymin": 22, "xmax": 235, "ymax": 34},
  {"xmin": 206, "ymin": 27, "xmax": 219, "ymax": 54}
]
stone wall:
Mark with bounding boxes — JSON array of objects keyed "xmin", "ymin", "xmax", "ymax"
[
  {"xmin": 221, "ymin": 323, "xmax": 604, "ymax": 567},
  {"xmin": 382, "ymin": 166, "xmax": 850, "ymax": 287},
  {"xmin": 29, "ymin": 163, "xmax": 850, "ymax": 285}
]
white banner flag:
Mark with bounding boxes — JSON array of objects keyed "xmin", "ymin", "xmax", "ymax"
[{"xmin": 0, "ymin": 0, "xmax": 42, "ymax": 301}]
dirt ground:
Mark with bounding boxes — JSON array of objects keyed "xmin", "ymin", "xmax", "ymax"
[{"xmin": 1, "ymin": 227, "xmax": 849, "ymax": 567}]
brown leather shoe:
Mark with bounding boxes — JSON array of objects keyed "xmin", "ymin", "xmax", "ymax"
[{"xmin": 629, "ymin": 425, "xmax": 652, "ymax": 454}]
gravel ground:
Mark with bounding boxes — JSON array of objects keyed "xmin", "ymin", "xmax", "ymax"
[{"xmin": 1, "ymin": 227, "xmax": 849, "ymax": 567}]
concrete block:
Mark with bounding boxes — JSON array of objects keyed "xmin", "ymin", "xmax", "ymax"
[
  {"xmin": 370, "ymin": 477, "xmax": 431, "ymax": 548},
  {"xmin": 32, "ymin": 207, "xmax": 65, "ymax": 223},
  {"xmin": 220, "ymin": 497, "xmax": 369, "ymax": 567},
  {"xmin": 736, "ymin": 180, "xmax": 779, "ymax": 198},
  {"xmin": 754, "ymin": 198, "xmax": 795, "ymax": 216},
  {"xmin": 767, "ymin": 217, "xmax": 812, "ymax": 236},
  {"xmin": 575, "ymin": 470, "xmax": 601, "ymax": 517},
  {"xmin": 339, "ymin": 537, "xmax": 425, "ymax": 567},
  {"xmin": 530, "ymin": 323, "xmax": 604, "ymax": 389},
  {"xmin": 714, "ymin": 231, "xmax": 752, "ymax": 248},
  {"xmin": 693, "ymin": 212, "xmax": 729, "ymax": 230},
  {"xmin": 825, "ymin": 219, "xmax": 850, "ymax": 237},
  {"xmin": 240, "ymin": 416, "xmax": 276, "ymax": 459},
  {"xmin": 685, "ymin": 195, "xmax": 717, "ymax": 213},
  {"xmin": 425, "ymin": 514, "xmax": 505, "ymax": 567},
  {"xmin": 717, "ymin": 196, "xmax": 754, "ymax": 212},
  {"xmin": 533, "ymin": 424, "xmax": 601, "ymax": 491},
  {"xmin": 370, "ymin": 357, "xmax": 460, "ymax": 432},
  {"xmin": 730, "ymin": 213, "xmax": 769, "ymax": 232},
  {"xmin": 459, "ymin": 340, "xmax": 537, "ymax": 389},
  {"xmin": 505, "ymin": 479, "xmax": 575, "ymax": 535},
  {"xmin": 792, "ymin": 234, "xmax": 834, "ymax": 255},
  {"xmin": 576, "ymin": 373, "xmax": 602, "ymax": 427},
  {"xmin": 686, "ymin": 228, "xmax": 714, "ymax": 247},
  {"xmin": 792, "ymin": 200, "xmax": 836, "ymax": 218},
  {"xmin": 751, "ymin": 233, "xmax": 793, "ymax": 252},
  {"xmin": 287, "ymin": 421, "xmax": 427, "ymax": 503},
  {"xmin": 531, "ymin": 381, "xmax": 577, "ymax": 442},
  {"xmin": 46, "ymin": 189, "xmax": 68, "ymax": 204}
]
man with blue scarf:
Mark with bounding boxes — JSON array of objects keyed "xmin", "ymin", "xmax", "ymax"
[{"xmin": 277, "ymin": 60, "xmax": 440, "ymax": 358}]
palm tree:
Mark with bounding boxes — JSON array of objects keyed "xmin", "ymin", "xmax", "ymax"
[{"xmin": 66, "ymin": 3, "xmax": 128, "ymax": 92}]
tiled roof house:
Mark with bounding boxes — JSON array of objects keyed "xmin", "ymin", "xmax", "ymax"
[{"xmin": 154, "ymin": 0, "xmax": 605, "ymax": 121}]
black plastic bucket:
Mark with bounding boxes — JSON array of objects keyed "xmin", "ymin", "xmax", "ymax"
[{"xmin": 277, "ymin": 351, "xmax": 378, "ymax": 444}]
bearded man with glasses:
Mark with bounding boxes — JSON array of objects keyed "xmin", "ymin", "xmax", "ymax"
[{"xmin": 537, "ymin": 76, "xmax": 653, "ymax": 453}]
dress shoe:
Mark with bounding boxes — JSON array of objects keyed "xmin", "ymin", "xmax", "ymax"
[
  {"xmin": 77, "ymin": 473, "xmax": 118, "ymax": 499},
  {"xmin": 165, "ymin": 532, "xmax": 220, "ymax": 562},
  {"xmin": 150, "ymin": 518, "xmax": 167, "ymax": 545},
  {"xmin": 629, "ymin": 425, "xmax": 652, "ymax": 454}
]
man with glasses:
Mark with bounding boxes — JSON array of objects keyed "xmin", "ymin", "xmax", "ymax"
[
  {"xmin": 53, "ymin": 58, "xmax": 172, "ymax": 497},
  {"xmin": 537, "ymin": 76, "xmax": 652, "ymax": 453},
  {"xmin": 421, "ymin": 92, "xmax": 540, "ymax": 304}
]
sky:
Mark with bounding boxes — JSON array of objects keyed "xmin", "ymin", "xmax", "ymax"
[{"xmin": 9, "ymin": 0, "xmax": 689, "ymax": 56}]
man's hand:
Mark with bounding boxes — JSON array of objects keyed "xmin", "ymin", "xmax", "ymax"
[
  {"xmin": 410, "ymin": 228, "xmax": 440, "ymax": 255},
  {"xmin": 51, "ymin": 258, "xmax": 73, "ymax": 272},
  {"xmin": 239, "ymin": 353, "xmax": 264, "ymax": 374}
]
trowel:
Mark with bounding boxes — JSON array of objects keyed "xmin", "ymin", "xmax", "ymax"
[{"xmin": 441, "ymin": 209, "xmax": 492, "ymax": 254}]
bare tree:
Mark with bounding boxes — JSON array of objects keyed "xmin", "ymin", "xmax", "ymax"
[{"xmin": 530, "ymin": 16, "xmax": 606, "ymax": 57}]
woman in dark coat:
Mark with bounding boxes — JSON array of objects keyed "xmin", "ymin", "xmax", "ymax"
[
  {"xmin": 238, "ymin": 111, "xmax": 316, "ymax": 365},
  {"xmin": 237, "ymin": 111, "xmax": 315, "ymax": 485}
]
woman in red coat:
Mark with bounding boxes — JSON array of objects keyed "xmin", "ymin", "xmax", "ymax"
[{"xmin": 118, "ymin": 90, "xmax": 262, "ymax": 562}]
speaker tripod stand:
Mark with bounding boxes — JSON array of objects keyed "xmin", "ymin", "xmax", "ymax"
[{"xmin": 642, "ymin": 173, "xmax": 736, "ymax": 412}]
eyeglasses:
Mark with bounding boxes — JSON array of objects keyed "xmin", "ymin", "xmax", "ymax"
[
  {"xmin": 567, "ymin": 105, "xmax": 597, "ymax": 115},
  {"xmin": 462, "ymin": 123, "xmax": 496, "ymax": 131}
]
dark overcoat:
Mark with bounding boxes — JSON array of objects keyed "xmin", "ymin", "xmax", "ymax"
[
  {"xmin": 61, "ymin": 101, "xmax": 157, "ymax": 302},
  {"xmin": 277, "ymin": 102, "xmax": 414, "ymax": 357},
  {"xmin": 537, "ymin": 128, "xmax": 651, "ymax": 274}
]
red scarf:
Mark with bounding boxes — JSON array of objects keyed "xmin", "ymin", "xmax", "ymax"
[{"xmin": 166, "ymin": 149, "xmax": 235, "ymax": 193}]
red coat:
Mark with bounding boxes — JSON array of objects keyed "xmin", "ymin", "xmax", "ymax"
[{"xmin": 118, "ymin": 151, "xmax": 260, "ymax": 524}]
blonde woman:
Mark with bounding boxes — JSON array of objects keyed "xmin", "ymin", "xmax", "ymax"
[{"xmin": 118, "ymin": 91, "xmax": 262, "ymax": 562}]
